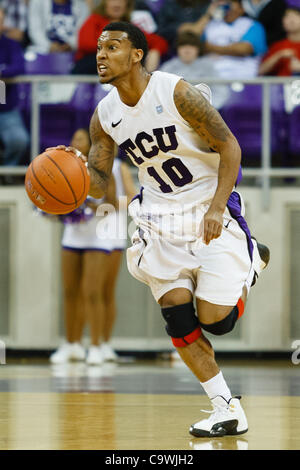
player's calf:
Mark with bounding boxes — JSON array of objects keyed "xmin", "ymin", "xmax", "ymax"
[
  {"xmin": 161, "ymin": 302, "xmax": 202, "ymax": 347},
  {"xmin": 199, "ymin": 299, "xmax": 244, "ymax": 336}
]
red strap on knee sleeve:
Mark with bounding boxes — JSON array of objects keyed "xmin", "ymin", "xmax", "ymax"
[
  {"xmin": 171, "ymin": 326, "xmax": 202, "ymax": 348},
  {"xmin": 237, "ymin": 298, "xmax": 245, "ymax": 319}
]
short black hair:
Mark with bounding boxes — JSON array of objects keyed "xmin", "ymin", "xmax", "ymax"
[{"xmin": 102, "ymin": 21, "xmax": 148, "ymax": 66}]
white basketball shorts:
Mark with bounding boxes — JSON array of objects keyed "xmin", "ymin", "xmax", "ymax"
[{"xmin": 126, "ymin": 191, "xmax": 254, "ymax": 305}]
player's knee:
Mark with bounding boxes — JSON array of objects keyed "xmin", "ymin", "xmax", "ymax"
[
  {"xmin": 159, "ymin": 288, "xmax": 192, "ymax": 307},
  {"xmin": 161, "ymin": 302, "xmax": 202, "ymax": 347},
  {"xmin": 199, "ymin": 299, "xmax": 244, "ymax": 336}
]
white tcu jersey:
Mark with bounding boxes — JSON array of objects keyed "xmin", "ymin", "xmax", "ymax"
[{"xmin": 97, "ymin": 71, "xmax": 220, "ymax": 213}]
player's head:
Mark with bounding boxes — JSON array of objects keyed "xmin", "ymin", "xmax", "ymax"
[{"xmin": 97, "ymin": 22, "xmax": 148, "ymax": 84}]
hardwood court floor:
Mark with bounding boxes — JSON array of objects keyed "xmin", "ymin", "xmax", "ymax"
[{"xmin": 0, "ymin": 358, "xmax": 299, "ymax": 450}]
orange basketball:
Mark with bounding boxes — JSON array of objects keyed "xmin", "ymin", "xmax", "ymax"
[{"xmin": 25, "ymin": 149, "xmax": 90, "ymax": 214}]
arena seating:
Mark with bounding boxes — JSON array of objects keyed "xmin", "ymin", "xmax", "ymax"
[
  {"xmin": 289, "ymin": 105, "xmax": 300, "ymax": 157},
  {"xmin": 24, "ymin": 52, "xmax": 74, "ymax": 75},
  {"xmin": 39, "ymin": 83, "xmax": 97, "ymax": 150},
  {"xmin": 220, "ymin": 84, "xmax": 289, "ymax": 165},
  {"xmin": 21, "ymin": 53, "xmax": 107, "ymax": 151}
]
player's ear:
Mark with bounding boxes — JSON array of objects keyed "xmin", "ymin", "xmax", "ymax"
[{"xmin": 132, "ymin": 48, "xmax": 144, "ymax": 65}]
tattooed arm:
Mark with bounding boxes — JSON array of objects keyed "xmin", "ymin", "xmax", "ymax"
[
  {"xmin": 88, "ymin": 107, "xmax": 115, "ymax": 199},
  {"xmin": 174, "ymin": 79, "xmax": 241, "ymax": 245}
]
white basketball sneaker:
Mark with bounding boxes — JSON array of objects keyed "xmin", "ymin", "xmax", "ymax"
[
  {"xmin": 100, "ymin": 342, "xmax": 118, "ymax": 362},
  {"xmin": 189, "ymin": 396, "xmax": 248, "ymax": 437},
  {"xmin": 50, "ymin": 342, "xmax": 84, "ymax": 364},
  {"xmin": 71, "ymin": 342, "xmax": 86, "ymax": 361},
  {"xmin": 86, "ymin": 346, "xmax": 104, "ymax": 365}
]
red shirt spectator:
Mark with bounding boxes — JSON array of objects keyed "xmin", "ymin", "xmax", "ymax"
[
  {"xmin": 73, "ymin": 0, "xmax": 168, "ymax": 74},
  {"xmin": 76, "ymin": 13, "xmax": 168, "ymax": 64},
  {"xmin": 261, "ymin": 38, "xmax": 300, "ymax": 75},
  {"xmin": 259, "ymin": 5, "xmax": 300, "ymax": 76}
]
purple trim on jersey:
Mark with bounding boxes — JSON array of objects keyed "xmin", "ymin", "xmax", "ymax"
[
  {"xmin": 236, "ymin": 166, "xmax": 243, "ymax": 186},
  {"xmin": 227, "ymin": 191, "xmax": 253, "ymax": 261},
  {"xmin": 62, "ymin": 246, "xmax": 112, "ymax": 254},
  {"xmin": 131, "ymin": 186, "xmax": 144, "ymax": 204},
  {"xmin": 62, "ymin": 246, "xmax": 125, "ymax": 254}
]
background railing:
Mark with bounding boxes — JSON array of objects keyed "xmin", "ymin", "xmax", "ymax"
[{"xmin": 2, "ymin": 75, "xmax": 300, "ymax": 210}]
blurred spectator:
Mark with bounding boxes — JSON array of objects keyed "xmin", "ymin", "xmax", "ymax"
[
  {"xmin": 203, "ymin": 0, "xmax": 267, "ymax": 78},
  {"xmin": 0, "ymin": 0, "xmax": 28, "ymax": 46},
  {"xmin": 73, "ymin": 0, "xmax": 168, "ymax": 74},
  {"xmin": 132, "ymin": 0, "xmax": 159, "ymax": 33},
  {"xmin": 157, "ymin": 0, "xmax": 210, "ymax": 50},
  {"xmin": 85, "ymin": 0, "xmax": 99, "ymax": 9},
  {"xmin": 159, "ymin": 31, "xmax": 228, "ymax": 107},
  {"xmin": 170, "ymin": 0, "xmax": 268, "ymax": 109},
  {"xmin": 259, "ymin": 1, "xmax": 300, "ymax": 75},
  {"xmin": 159, "ymin": 31, "xmax": 214, "ymax": 81},
  {"xmin": 242, "ymin": 0, "xmax": 287, "ymax": 46},
  {"xmin": 0, "ymin": 7, "xmax": 29, "ymax": 168},
  {"xmin": 27, "ymin": 0, "xmax": 89, "ymax": 54}
]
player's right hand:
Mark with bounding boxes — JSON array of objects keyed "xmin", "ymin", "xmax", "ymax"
[
  {"xmin": 201, "ymin": 207, "xmax": 223, "ymax": 245},
  {"xmin": 45, "ymin": 145, "xmax": 88, "ymax": 164}
]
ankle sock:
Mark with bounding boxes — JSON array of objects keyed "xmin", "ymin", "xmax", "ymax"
[{"xmin": 200, "ymin": 371, "xmax": 232, "ymax": 402}]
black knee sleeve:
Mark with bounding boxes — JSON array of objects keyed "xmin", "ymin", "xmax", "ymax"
[
  {"xmin": 161, "ymin": 302, "xmax": 202, "ymax": 347},
  {"xmin": 199, "ymin": 304, "xmax": 242, "ymax": 336}
]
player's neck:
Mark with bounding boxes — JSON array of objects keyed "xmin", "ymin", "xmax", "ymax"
[{"xmin": 116, "ymin": 68, "xmax": 152, "ymax": 107}]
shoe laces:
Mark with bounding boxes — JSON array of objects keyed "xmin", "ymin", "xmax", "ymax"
[{"xmin": 200, "ymin": 400, "xmax": 235, "ymax": 423}]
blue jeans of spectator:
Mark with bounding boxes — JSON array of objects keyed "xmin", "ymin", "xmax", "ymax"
[{"xmin": 0, "ymin": 109, "xmax": 30, "ymax": 166}]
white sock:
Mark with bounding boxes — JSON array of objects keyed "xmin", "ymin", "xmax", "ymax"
[{"xmin": 200, "ymin": 371, "xmax": 232, "ymax": 402}]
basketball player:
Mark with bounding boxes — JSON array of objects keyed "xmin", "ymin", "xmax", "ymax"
[{"xmin": 57, "ymin": 22, "xmax": 270, "ymax": 437}]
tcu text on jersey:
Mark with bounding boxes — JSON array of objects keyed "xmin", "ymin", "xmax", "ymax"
[{"xmin": 119, "ymin": 125, "xmax": 193, "ymax": 193}]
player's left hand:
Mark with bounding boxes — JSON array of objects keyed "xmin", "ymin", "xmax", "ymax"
[
  {"xmin": 202, "ymin": 207, "xmax": 223, "ymax": 245},
  {"xmin": 45, "ymin": 145, "xmax": 88, "ymax": 164}
]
